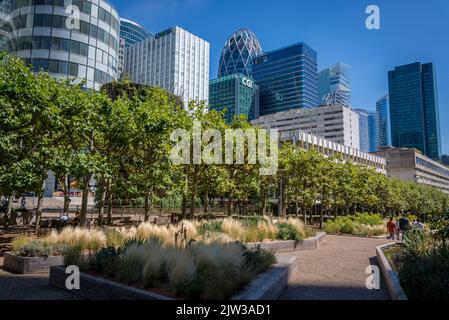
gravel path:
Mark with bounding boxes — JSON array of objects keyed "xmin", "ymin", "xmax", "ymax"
[{"xmin": 279, "ymin": 235, "xmax": 393, "ymax": 300}]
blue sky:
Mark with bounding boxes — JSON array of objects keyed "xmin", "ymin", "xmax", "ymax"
[{"xmin": 109, "ymin": 0, "xmax": 449, "ymax": 155}]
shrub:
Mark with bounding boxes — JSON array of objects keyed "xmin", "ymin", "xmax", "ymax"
[
  {"xmin": 89, "ymin": 246, "xmax": 122, "ymax": 277},
  {"xmin": 18, "ymin": 240, "xmax": 65, "ymax": 257},
  {"xmin": 12, "ymin": 236, "xmax": 33, "ymax": 252},
  {"xmin": 135, "ymin": 223, "xmax": 176, "ymax": 246},
  {"xmin": 64, "ymin": 246, "xmax": 89, "ymax": 269},
  {"xmin": 354, "ymin": 213, "xmax": 383, "ymax": 226},
  {"xmin": 46, "ymin": 227, "xmax": 106, "ymax": 251},
  {"xmin": 165, "ymin": 248, "xmax": 196, "ymax": 295},
  {"xmin": 104, "ymin": 229, "xmax": 127, "ymax": 248},
  {"xmin": 277, "ymin": 222, "xmax": 302, "ymax": 240}
]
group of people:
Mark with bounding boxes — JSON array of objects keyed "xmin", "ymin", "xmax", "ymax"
[{"xmin": 386, "ymin": 215, "xmax": 424, "ymax": 240}]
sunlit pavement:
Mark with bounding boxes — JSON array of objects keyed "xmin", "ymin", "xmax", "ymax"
[{"xmin": 279, "ymin": 235, "xmax": 393, "ymax": 300}]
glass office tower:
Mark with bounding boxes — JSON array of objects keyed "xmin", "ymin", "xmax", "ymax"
[
  {"xmin": 1, "ymin": 0, "xmax": 120, "ymax": 91},
  {"xmin": 319, "ymin": 62, "xmax": 351, "ymax": 106},
  {"xmin": 368, "ymin": 111, "xmax": 378, "ymax": 152},
  {"xmin": 252, "ymin": 42, "xmax": 319, "ymax": 116},
  {"xmin": 209, "ymin": 74, "xmax": 259, "ymax": 123},
  {"xmin": 354, "ymin": 109, "xmax": 370, "ymax": 152},
  {"xmin": 388, "ymin": 62, "xmax": 442, "ymax": 160},
  {"xmin": 218, "ymin": 29, "xmax": 262, "ymax": 78},
  {"xmin": 376, "ymin": 94, "xmax": 392, "ymax": 148},
  {"xmin": 119, "ymin": 18, "xmax": 152, "ymax": 48},
  {"xmin": 118, "ymin": 18, "xmax": 152, "ymax": 77}
]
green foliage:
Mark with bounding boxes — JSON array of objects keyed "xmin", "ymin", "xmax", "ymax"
[
  {"xmin": 198, "ymin": 221, "xmax": 223, "ymax": 235},
  {"xmin": 396, "ymin": 229, "xmax": 449, "ymax": 299},
  {"xmin": 17, "ymin": 240, "xmax": 65, "ymax": 257},
  {"xmin": 89, "ymin": 246, "xmax": 122, "ymax": 277},
  {"xmin": 276, "ymin": 222, "xmax": 302, "ymax": 241},
  {"xmin": 353, "ymin": 212, "xmax": 383, "ymax": 226}
]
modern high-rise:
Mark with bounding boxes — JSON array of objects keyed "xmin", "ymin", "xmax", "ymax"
[
  {"xmin": 319, "ymin": 62, "xmax": 351, "ymax": 106},
  {"xmin": 209, "ymin": 74, "xmax": 259, "ymax": 123},
  {"xmin": 354, "ymin": 109, "xmax": 369, "ymax": 152},
  {"xmin": 368, "ymin": 111, "xmax": 378, "ymax": 152},
  {"xmin": 252, "ymin": 104, "xmax": 360, "ymax": 149},
  {"xmin": 441, "ymin": 155, "xmax": 449, "ymax": 167},
  {"xmin": 376, "ymin": 94, "xmax": 392, "ymax": 148},
  {"xmin": 388, "ymin": 62, "xmax": 442, "ymax": 160},
  {"xmin": 1, "ymin": 0, "xmax": 120, "ymax": 91},
  {"xmin": 252, "ymin": 42, "xmax": 319, "ymax": 116},
  {"xmin": 119, "ymin": 18, "xmax": 153, "ymax": 48},
  {"xmin": 124, "ymin": 26, "xmax": 210, "ymax": 107},
  {"xmin": 217, "ymin": 29, "xmax": 262, "ymax": 78},
  {"xmin": 117, "ymin": 18, "xmax": 153, "ymax": 77}
]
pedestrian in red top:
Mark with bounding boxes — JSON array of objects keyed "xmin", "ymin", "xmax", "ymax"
[{"xmin": 387, "ymin": 217, "xmax": 396, "ymax": 240}]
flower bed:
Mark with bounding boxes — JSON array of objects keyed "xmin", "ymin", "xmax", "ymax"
[
  {"xmin": 59, "ymin": 240, "xmax": 276, "ymax": 300},
  {"xmin": 324, "ymin": 213, "xmax": 386, "ymax": 237}
]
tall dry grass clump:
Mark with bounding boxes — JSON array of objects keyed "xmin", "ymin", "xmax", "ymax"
[
  {"xmin": 45, "ymin": 227, "xmax": 106, "ymax": 251},
  {"xmin": 135, "ymin": 223, "xmax": 176, "ymax": 246},
  {"xmin": 221, "ymin": 218, "xmax": 244, "ymax": 240},
  {"xmin": 286, "ymin": 218, "xmax": 306, "ymax": 237}
]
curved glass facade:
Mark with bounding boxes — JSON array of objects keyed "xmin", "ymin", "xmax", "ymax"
[
  {"xmin": 0, "ymin": 0, "xmax": 120, "ymax": 90},
  {"xmin": 218, "ymin": 28, "xmax": 262, "ymax": 78},
  {"xmin": 119, "ymin": 18, "xmax": 152, "ymax": 48}
]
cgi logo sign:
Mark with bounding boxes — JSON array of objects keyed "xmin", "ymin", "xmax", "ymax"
[{"xmin": 242, "ymin": 77, "xmax": 253, "ymax": 89}]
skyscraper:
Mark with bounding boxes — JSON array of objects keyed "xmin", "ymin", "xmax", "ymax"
[
  {"xmin": 124, "ymin": 26, "xmax": 210, "ymax": 107},
  {"xmin": 376, "ymin": 94, "xmax": 392, "ymax": 148},
  {"xmin": 354, "ymin": 109, "xmax": 369, "ymax": 152},
  {"xmin": 1, "ymin": 0, "xmax": 120, "ymax": 91},
  {"xmin": 252, "ymin": 42, "xmax": 319, "ymax": 116},
  {"xmin": 368, "ymin": 111, "xmax": 378, "ymax": 152},
  {"xmin": 118, "ymin": 18, "xmax": 153, "ymax": 77},
  {"xmin": 218, "ymin": 29, "xmax": 262, "ymax": 78},
  {"xmin": 319, "ymin": 62, "xmax": 351, "ymax": 106},
  {"xmin": 209, "ymin": 74, "xmax": 259, "ymax": 123},
  {"xmin": 388, "ymin": 62, "xmax": 442, "ymax": 160},
  {"xmin": 119, "ymin": 18, "xmax": 153, "ymax": 48}
]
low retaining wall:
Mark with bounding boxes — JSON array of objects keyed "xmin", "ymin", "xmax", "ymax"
[
  {"xmin": 376, "ymin": 243, "xmax": 408, "ymax": 300},
  {"xmin": 49, "ymin": 253, "xmax": 299, "ymax": 300},
  {"xmin": 232, "ymin": 254, "xmax": 298, "ymax": 300},
  {"xmin": 3, "ymin": 252, "xmax": 64, "ymax": 274},
  {"xmin": 247, "ymin": 232, "xmax": 326, "ymax": 253}
]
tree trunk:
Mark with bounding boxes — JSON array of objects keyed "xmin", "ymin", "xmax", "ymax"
[
  {"xmin": 189, "ymin": 192, "xmax": 195, "ymax": 219},
  {"xmin": 62, "ymin": 175, "xmax": 71, "ymax": 214},
  {"xmin": 204, "ymin": 192, "xmax": 209, "ymax": 214},
  {"xmin": 34, "ymin": 177, "xmax": 46, "ymax": 232},
  {"xmin": 144, "ymin": 191, "xmax": 152, "ymax": 222},
  {"xmin": 80, "ymin": 174, "xmax": 92, "ymax": 226},
  {"xmin": 3, "ymin": 195, "xmax": 13, "ymax": 230},
  {"xmin": 320, "ymin": 206, "xmax": 324, "ymax": 229},
  {"xmin": 226, "ymin": 198, "xmax": 233, "ymax": 217},
  {"xmin": 302, "ymin": 204, "xmax": 306, "ymax": 225},
  {"xmin": 96, "ymin": 179, "xmax": 107, "ymax": 227},
  {"xmin": 181, "ymin": 194, "xmax": 187, "ymax": 219}
]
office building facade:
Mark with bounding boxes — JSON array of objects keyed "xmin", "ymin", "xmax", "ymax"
[
  {"xmin": 441, "ymin": 155, "xmax": 449, "ymax": 167},
  {"xmin": 374, "ymin": 147, "xmax": 449, "ymax": 195},
  {"xmin": 117, "ymin": 18, "xmax": 152, "ymax": 77},
  {"xmin": 209, "ymin": 73, "xmax": 259, "ymax": 123},
  {"xmin": 388, "ymin": 62, "xmax": 442, "ymax": 160},
  {"xmin": 252, "ymin": 104, "xmax": 360, "ymax": 149},
  {"xmin": 124, "ymin": 26, "xmax": 210, "ymax": 107},
  {"xmin": 1, "ymin": 0, "xmax": 120, "ymax": 91},
  {"xmin": 319, "ymin": 62, "xmax": 351, "ymax": 106},
  {"xmin": 368, "ymin": 111, "xmax": 378, "ymax": 152},
  {"xmin": 281, "ymin": 131, "xmax": 386, "ymax": 174},
  {"xmin": 217, "ymin": 28, "xmax": 262, "ymax": 78},
  {"xmin": 354, "ymin": 109, "xmax": 369, "ymax": 153},
  {"xmin": 376, "ymin": 94, "xmax": 392, "ymax": 148},
  {"xmin": 252, "ymin": 42, "xmax": 319, "ymax": 116}
]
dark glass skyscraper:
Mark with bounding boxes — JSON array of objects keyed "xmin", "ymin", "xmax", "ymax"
[
  {"xmin": 368, "ymin": 111, "xmax": 378, "ymax": 152},
  {"xmin": 120, "ymin": 18, "xmax": 153, "ymax": 48},
  {"xmin": 252, "ymin": 42, "xmax": 319, "ymax": 116},
  {"xmin": 376, "ymin": 94, "xmax": 392, "ymax": 148},
  {"xmin": 388, "ymin": 62, "xmax": 442, "ymax": 160},
  {"xmin": 209, "ymin": 74, "xmax": 259, "ymax": 123}
]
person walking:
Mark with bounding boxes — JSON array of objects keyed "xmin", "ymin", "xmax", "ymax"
[
  {"xmin": 387, "ymin": 217, "xmax": 396, "ymax": 240},
  {"xmin": 397, "ymin": 214, "xmax": 410, "ymax": 240}
]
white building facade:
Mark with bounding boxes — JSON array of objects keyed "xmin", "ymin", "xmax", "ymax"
[
  {"xmin": 252, "ymin": 104, "xmax": 360, "ymax": 149},
  {"xmin": 124, "ymin": 26, "xmax": 210, "ymax": 106}
]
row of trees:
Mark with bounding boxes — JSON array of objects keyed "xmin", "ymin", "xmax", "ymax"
[{"xmin": 1, "ymin": 54, "xmax": 448, "ymax": 229}]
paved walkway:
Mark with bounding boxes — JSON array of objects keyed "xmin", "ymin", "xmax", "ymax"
[
  {"xmin": 279, "ymin": 235, "xmax": 393, "ymax": 300},
  {"xmin": 0, "ymin": 257, "xmax": 81, "ymax": 300}
]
